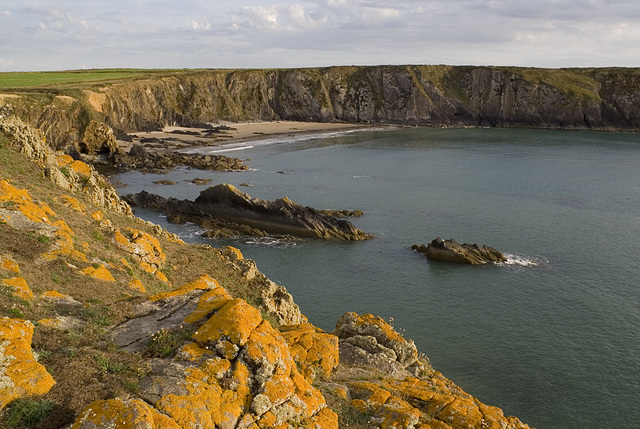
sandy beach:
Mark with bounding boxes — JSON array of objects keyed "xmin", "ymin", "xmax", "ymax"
[{"xmin": 117, "ymin": 121, "xmax": 370, "ymax": 154}]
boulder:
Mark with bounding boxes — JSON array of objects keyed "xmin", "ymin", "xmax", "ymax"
[{"xmin": 413, "ymin": 237, "xmax": 507, "ymax": 265}]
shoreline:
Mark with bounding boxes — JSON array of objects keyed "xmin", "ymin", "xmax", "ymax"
[{"xmin": 116, "ymin": 121, "xmax": 376, "ymax": 155}]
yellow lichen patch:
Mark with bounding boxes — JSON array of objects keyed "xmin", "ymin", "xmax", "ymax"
[
  {"xmin": 150, "ymin": 274, "xmax": 218, "ymax": 302},
  {"xmin": 180, "ymin": 342, "xmax": 215, "ymax": 362},
  {"xmin": 353, "ymin": 313, "xmax": 405, "ymax": 344},
  {"xmin": 37, "ymin": 318, "xmax": 62, "ymax": 329},
  {"xmin": 221, "ymin": 245, "xmax": 244, "ymax": 260},
  {"xmin": 434, "ymin": 397, "xmax": 483, "ymax": 429},
  {"xmin": 41, "ymin": 290, "xmax": 66, "ymax": 300},
  {"xmin": 184, "ymin": 286, "xmax": 231, "ymax": 324},
  {"xmin": 0, "ymin": 254, "xmax": 20, "ymax": 274},
  {"xmin": 194, "ymin": 299, "xmax": 263, "ymax": 347},
  {"xmin": 0, "ymin": 180, "xmax": 53, "ymax": 223},
  {"xmin": 59, "ymin": 195, "xmax": 86, "ymax": 212},
  {"xmin": 349, "ymin": 381, "xmax": 392, "ymax": 407},
  {"xmin": 80, "ymin": 264, "xmax": 115, "ymax": 282},
  {"xmin": 0, "ymin": 318, "xmax": 56, "ymax": 410},
  {"xmin": 279, "ymin": 323, "xmax": 339, "ymax": 382},
  {"xmin": 91, "ymin": 211, "xmax": 103, "ymax": 221},
  {"xmin": 155, "ymin": 270, "xmax": 169, "ymax": 283},
  {"xmin": 1, "ymin": 277, "xmax": 34, "ymax": 301},
  {"xmin": 56, "ymin": 155, "xmax": 93, "ymax": 177},
  {"xmin": 128, "ymin": 278, "xmax": 146, "ymax": 293},
  {"xmin": 244, "ymin": 320, "xmax": 294, "ymax": 376},
  {"xmin": 261, "ymin": 373, "xmax": 295, "ymax": 406},
  {"xmin": 71, "ymin": 398, "xmax": 181, "ymax": 429},
  {"xmin": 308, "ymin": 407, "xmax": 339, "ymax": 429},
  {"xmin": 372, "ymin": 396, "xmax": 424, "ymax": 429},
  {"xmin": 114, "ymin": 228, "xmax": 166, "ymax": 274},
  {"xmin": 40, "ymin": 224, "xmax": 88, "ymax": 263},
  {"xmin": 382, "ymin": 377, "xmax": 438, "ymax": 403}
]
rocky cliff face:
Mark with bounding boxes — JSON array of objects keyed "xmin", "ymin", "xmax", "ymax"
[{"xmin": 2, "ymin": 66, "xmax": 640, "ymax": 154}]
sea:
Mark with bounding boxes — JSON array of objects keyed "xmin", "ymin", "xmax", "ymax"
[{"xmin": 112, "ymin": 127, "xmax": 640, "ymax": 429}]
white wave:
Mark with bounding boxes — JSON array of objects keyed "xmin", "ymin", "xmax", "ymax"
[
  {"xmin": 499, "ymin": 253, "xmax": 541, "ymax": 267},
  {"xmin": 178, "ymin": 127, "xmax": 379, "ymax": 155},
  {"xmin": 242, "ymin": 237, "xmax": 297, "ymax": 248}
]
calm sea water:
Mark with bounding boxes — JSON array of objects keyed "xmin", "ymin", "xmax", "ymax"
[{"xmin": 113, "ymin": 127, "xmax": 640, "ymax": 429}]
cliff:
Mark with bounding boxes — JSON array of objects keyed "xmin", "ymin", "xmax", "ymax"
[
  {"xmin": 0, "ymin": 115, "xmax": 534, "ymax": 426},
  {"xmin": 1, "ymin": 65, "xmax": 640, "ymax": 155}
]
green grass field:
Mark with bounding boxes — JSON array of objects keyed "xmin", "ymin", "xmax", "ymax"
[{"xmin": 0, "ymin": 69, "xmax": 184, "ymax": 89}]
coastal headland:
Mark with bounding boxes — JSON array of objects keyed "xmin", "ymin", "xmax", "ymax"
[{"xmin": 0, "ymin": 113, "xmax": 534, "ymax": 428}]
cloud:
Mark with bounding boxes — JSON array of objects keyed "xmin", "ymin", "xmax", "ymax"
[{"xmin": 1, "ymin": 0, "xmax": 640, "ymax": 71}]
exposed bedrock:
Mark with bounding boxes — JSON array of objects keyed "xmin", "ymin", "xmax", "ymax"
[
  {"xmin": 412, "ymin": 237, "xmax": 507, "ymax": 264},
  {"xmin": 123, "ymin": 184, "xmax": 371, "ymax": 240}
]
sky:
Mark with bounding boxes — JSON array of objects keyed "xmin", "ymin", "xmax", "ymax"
[{"xmin": 1, "ymin": 0, "xmax": 639, "ymax": 72}]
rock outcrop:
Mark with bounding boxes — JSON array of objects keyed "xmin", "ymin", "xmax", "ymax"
[
  {"xmin": 98, "ymin": 276, "xmax": 339, "ymax": 429},
  {"xmin": 412, "ymin": 238, "xmax": 507, "ymax": 265},
  {"xmin": 124, "ymin": 184, "xmax": 372, "ymax": 240},
  {"xmin": 324, "ymin": 312, "xmax": 531, "ymax": 429}
]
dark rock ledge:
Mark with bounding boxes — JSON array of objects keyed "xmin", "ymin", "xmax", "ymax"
[
  {"xmin": 412, "ymin": 237, "xmax": 507, "ymax": 264},
  {"xmin": 123, "ymin": 183, "xmax": 372, "ymax": 241}
]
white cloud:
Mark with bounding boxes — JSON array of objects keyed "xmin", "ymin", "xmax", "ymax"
[{"xmin": 1, "ymin": 0, "xmax": 640, "ymax": 71}]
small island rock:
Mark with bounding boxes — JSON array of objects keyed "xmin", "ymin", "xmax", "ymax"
[{"xmin": 413, "ymin": 237, "xmax": 507, "ymax": 265}]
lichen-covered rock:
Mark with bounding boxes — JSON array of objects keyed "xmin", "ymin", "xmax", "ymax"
[
  {"xmin": 1, "ymin": 277, "xmax": 34, "ymax": 301},
  {"xmin": 334, "ymin": 312, "xmax": 424, "ymax": 377},
  {"xmin": 80, "ymin": 264, "xmax": 116, "ymax": 282},
  {"xmin": 0, "ymin": 318, "xmax": 56, "ymax": 410},
  {"xmin": 71, "ymin": 398, "xmax": 180, "ymax": 429},
  {"xmin": 114, "ymin": 227, "xmax": 166, "ymax": 275},
  {"xmin": 331, "ymin": 314, "xmax": 532, "ymax": 429},
  {"xmin": 0, "ymin": 254, "xmax": 20, "ymax": 274},
  {"xmin": 413, "ymin": 238, "xmax": 507, "ymax": 265},
  {"xmin": 100, "ymin": 278, "xmax": 337, "ymax": 429},
  {"xmin": 279, "ymin": 323, "xmax": 339, "ymax": 382}
]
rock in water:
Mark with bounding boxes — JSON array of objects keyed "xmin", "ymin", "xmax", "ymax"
[
  {"xmin": 412, "ymin": 237, "xmax": 507, "ymax": 264},
  {"xmin": 125, "ymin": 184, "xmax": 371, "ymax": 240}
]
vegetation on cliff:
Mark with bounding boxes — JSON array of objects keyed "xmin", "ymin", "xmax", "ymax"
[{"xmin": 0, "ymin": 112, "xmax": 536, "ymax": 426}]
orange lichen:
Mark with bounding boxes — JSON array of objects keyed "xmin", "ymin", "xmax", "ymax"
[
  {"xmin": 0, "ymin": 318, "xmax": 56, "ymax": 410},
  {"xmin": 80, "ymin": 264, "xmax": 115, "ymax": 282},
  {"xmin": 150, "ymin": 274, "xmax": 218, "ymax": 302},
  {"xmin": 279, "ymin": 323, "xmax": 339, "ymax": 381},
  {"xmin": 56, "ymin": 155, "xmax": 93, "ymax": 177},
  {"xmin": 1, "ymin": 277, "xmax": 34, "ymax": 301},
  {"xmin": 0, "ymin": 254, "xmax": 20, "ymax": 274},
  {"xmin": 184, "ymin": 286, "xmax": 231, "ymax": 324},
  {"xmin": 194, "ymin": 299, "xmax": 263, "ymax": 347},
  {"xmin": 221, "ymin": 245, "xmax": 244, "ymax": 260},
  {"xmin": 114, "ymin": 228, "xmax": 166, "ymax": 276},
  {"xmin": 128, "ymin": 278, "xmax": 146, "ymax": 293},
  {"xmin": 349, "ymin": 381, "xmax": 392, "ymax": 407},
  {"xmin": 59, "ymin": 195, "xmax": 86, "ymax": 212},
  {"xmin": 71, "ymin": 398, "xmax": 181, "ymax": 429},
  {"xmin": 0, "ymin": 180, "xmax": 54, "ymax": 223}
]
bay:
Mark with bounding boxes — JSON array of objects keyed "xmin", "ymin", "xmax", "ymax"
[{"xmin": 113, "ymin": 127, "xmax": 640, "ymax": 428}]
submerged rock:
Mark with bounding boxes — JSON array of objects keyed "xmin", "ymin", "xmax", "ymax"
[
  {"xmin": 124, "ymin": 184, "xmax": 371, "ymax": 240},
  {"xmin": 412, "ymin": 237, "xmax": 507, "ymax": 264}
]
